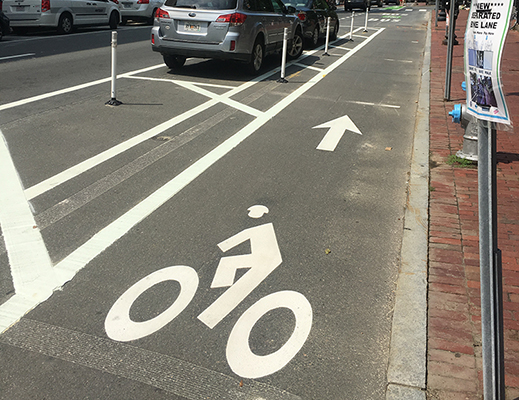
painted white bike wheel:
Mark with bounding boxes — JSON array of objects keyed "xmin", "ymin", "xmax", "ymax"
[
  {"xmin": 105, "ymin": 266, "xmax": 198, "ymax": 342},
  {"xmin": 226, "ymin": 290, "xmax": 312, "ymax": 379}
]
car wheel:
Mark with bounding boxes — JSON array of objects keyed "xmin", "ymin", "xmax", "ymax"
[
  {"xmin": 109, "ymin": 11, "xmax": 119, "ymax": 30},
  {"xmin": 288, "ymin": 29, "xmax": 304, "ymax": 60},
  {"xmin": 163, "ymin": 55, "xmax": 187, "ymax": 70},
  {"xmin": 120, "ymin": 17, "xmax": 128, "ymax": 26},
  {"xmin": 247, "ymin": 37, "xmax": 264, "ymax": 75},
  {"xmin": 308, "ymin": 25, "xmax": 319, "ymax": 47},
  {"xmin": 330, "ymin": 21, "xmax": 338, "ymax": 40},
  {"xmin": 378, "ymin": 0, "xmax": 383, "ymax": 6},
  {"xmin": 57, "ymin": 13, "xmax": 73, "ymax": 34}
]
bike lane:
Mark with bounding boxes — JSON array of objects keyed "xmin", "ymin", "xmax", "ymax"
[{"xmin": 0, "ymin": 11, "xmax": 429, "ymax": 399}]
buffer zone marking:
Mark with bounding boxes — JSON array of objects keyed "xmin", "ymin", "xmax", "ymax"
[{"xmin": 0, "ymin": 27, "xmax": 385, "ymax": 333}]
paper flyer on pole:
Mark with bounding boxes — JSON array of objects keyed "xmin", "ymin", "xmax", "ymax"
[{"xmin": 464, "ymin": 0, "xmax": 513, "ymax": 125}]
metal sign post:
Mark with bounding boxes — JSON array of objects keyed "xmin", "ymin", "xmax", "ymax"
[
  {"xmin": 478, "ymin": 121, "xmax": 505, "ymax": 400},
  {"xmin": 463, "ymin": 0, "xmax": 514, "ymax": 397},
  {"xmin": 444, "ymin": 0, "xmax": 457, "ymax": 100}
]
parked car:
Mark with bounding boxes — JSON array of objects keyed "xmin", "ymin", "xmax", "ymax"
[
  {"xmin": 3, "ymin": 0, "xmax": 121, "ymax": 34},
  {"xmin": 120, "ymin": 0, "xmax": 163, "ymax": 25},
  {"xmin": 370, "ymin": 0, "xmax": 383, "ymax": 7},
  {"xmin": 343, "ymin": 0, "xmax": 369, "ymax": 10},
  {"xmin": 0, "ymin": 10, "xmax": 10, "ymax": 40},
  {"xmin": 282, "ymin": 0, "xmax": 338, "ymax": 47},
  {"xmin": 151, "ymin": 0, "xmax": 304, "ymax": 74}
]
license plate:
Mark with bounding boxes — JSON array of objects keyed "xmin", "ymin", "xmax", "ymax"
[
  {"xmin": 15, "ymin": 6, "xmax": 26, "ymax": 11},
  {"xmin": 122, "ymin": 2, "xmax": 132, "ymax": 7},
  {"xmin": 184, "ymin": 22, "xmax": 201, "ymax": 32}
]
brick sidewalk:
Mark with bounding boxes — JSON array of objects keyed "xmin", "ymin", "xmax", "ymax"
[{"xmin": 426, "ymin": 8, "xmax": 519, "ymax": 400}]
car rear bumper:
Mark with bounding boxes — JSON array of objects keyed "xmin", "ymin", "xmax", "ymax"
[{"xmin": 151, "ymin": 27, "xmax": 251, "ymax": 62}]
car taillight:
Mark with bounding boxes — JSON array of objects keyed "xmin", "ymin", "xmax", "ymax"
[
  {"xmin": 216, "ymin": 12, "xmax": 247, "ymax": 26},
  {"xmin": 151, "ymin": 33, "xmax": 155, "ymax": 44},
  {"xmin": 0, "ymin": 0, "xmax": 3, "ymax": 11},
  {"xmin": 110, "ymin": 0, "xmax": 119, "ymax": 4},
  {"xmin": 156, "ymin": 8, "xmax": 170, "ymax": 18},
  {"xmin": 41, "ymin": 0, "xmax": 50, "ymax": 12},
  {"xmin": 297, "ymin": 11, "xmax": 306, "ymax": 21},
  {"xmin": 137, "ymin": 0, "xmax": 149, "ymax": 3}
]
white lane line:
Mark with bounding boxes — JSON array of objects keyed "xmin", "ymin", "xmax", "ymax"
[
  {"xmin": 0, "ymin": 64, "xmax": 165, "ymax": 112},
  {"xmin": 330, "ymin": 45, "xmax": 352, "ymax": 51},
  {"xmin": 0, "ymin": 131, "xmax": 58, "ymax": 303},
  {"xmin": 0, "ymin": 28, "xmax": 386, "ymax": 334},
  {"xmin": 346, "ymin": 100, "xmax": 400, "ymax": 109},
  {"xmin": 23, "ymin": 99, "xmax": 218, "ymax": 201},
  {"xmin": 187, "ymin": 82, "xmax": 236, "ymax": 89},
  {"xmin": 385, "ymin": 58, "xmax": 413, "ymax": 63},
  {"xmin": 0, "ymin": 53, "xmax": 36, "ymax": 61},
  {"xmin": 125, "ymin": 76, "xmax": 264, "ymax": 117},
  {"xmin": 293, "ymin": 63, "xmax": 324, "ymax": 72}
]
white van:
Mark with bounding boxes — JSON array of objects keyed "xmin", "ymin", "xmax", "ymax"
[{"xmin": 3, "ymin": 0, "xmax": 121, "ymax": 34}]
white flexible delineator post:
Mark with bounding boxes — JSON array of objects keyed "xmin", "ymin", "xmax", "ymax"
[
  {"xmin": 278, "ymin": 27, "xmax": 289, "ymax": 83},
  {"xmin": 323, "ymin": 17, "xmax": 331, "ymax": 56},
  {"xmin": 106, "ymin": 31, "xmax": 122, "ymax": 106},
  {"xmin": 349, "ymin": 11, "xmax": 355, "ymax": 41}
]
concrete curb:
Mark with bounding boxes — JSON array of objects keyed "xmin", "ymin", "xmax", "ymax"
[{"xmin": 385, "ymin": 14, "xmax": 431, "ymax": 399}]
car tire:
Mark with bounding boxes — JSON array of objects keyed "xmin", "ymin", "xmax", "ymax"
[
  {"xmin": 247, "ymin": 37, "xmax": 264, "ymax": 75},
  {"xmin": 330, "ymin": 21, "xmax": 338, "ymax": 40},
  {"xmin": 120, "ymin": 17, "xmax": 128, "ymax": 26},
  {"xmin": 377, "ymin": 0, "xmax": 383, "ymax": 6},
  {"xmin": 109, "ymin": 11, "xmax": 119, "ymax": 30},
  {"xmin": 288, "ymin": 29, "xmax": 304, "ymax": 60},
  {"xmin": 57, "ymin": 13, "xmax": 73, "ymax": 34},
  {"xmin": 308, "ymin": 25, "xmax": 319, "ymax": 48},
  {"xmin": 163, "ymin": 55, "xmax": 187, "ymax": 70}
]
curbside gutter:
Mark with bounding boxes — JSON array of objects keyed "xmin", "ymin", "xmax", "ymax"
[{"xmin": 385, "ymin": 14, "xmax": 432, "ymax": 400}]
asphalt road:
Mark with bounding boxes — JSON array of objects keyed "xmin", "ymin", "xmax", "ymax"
[{"xmin": 0, "ymin": 6, "xmax": 431, "ymax": 399}]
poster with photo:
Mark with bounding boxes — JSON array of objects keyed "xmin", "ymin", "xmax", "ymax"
[{"xmin": 464, "ymin": 0, "xmax": 513, "ymax": 124}]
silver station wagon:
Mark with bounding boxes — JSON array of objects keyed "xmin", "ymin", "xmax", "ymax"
[{"xmin": 151, "ymin": 0, "xmax": 304, "ymax": 74}]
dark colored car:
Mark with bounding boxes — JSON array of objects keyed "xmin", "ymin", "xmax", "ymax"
[
  {"xmin": 343, "ymin": 0, "xmax": 369, "ymax": 11},
  {"xmin": 0, "ymin": 10, "xmax": 10, "ymax": 40},
  {"xmin": 283, "ymin": 0, "xmax": 338, "ymax": 47}
]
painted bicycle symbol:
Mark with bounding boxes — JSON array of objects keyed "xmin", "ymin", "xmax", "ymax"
[{"xmin": 105, "ymin": 205, "xmax": 313, "ymax": 379}]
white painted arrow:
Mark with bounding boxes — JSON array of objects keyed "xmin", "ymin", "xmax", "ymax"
[{"xmin": 313, "ymin": 115, "xmax": 362, "ymax": 151}]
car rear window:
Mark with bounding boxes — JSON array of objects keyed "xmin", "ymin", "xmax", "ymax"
[{"xmin": 164, "ymin": 0, "xmax": 237, "ymax": 9}]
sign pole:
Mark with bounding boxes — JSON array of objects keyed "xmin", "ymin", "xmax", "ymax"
[
  {"xmin": 463, "ymin": 0, "xmax": 513, "ymax": 395},
  {"xmin": 478, "ymin": 121, "xmax": 505, "ymax": 399},
  {"xmin": 444, "ymin": 0, "xmax": 457, "ymax": 100}
]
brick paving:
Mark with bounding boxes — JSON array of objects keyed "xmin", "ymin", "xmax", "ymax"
[{"xmin": 426, "ymin": 8, "xmax": 519, "ymax": 400}]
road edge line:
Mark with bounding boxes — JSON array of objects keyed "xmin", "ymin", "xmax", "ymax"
[{"xmin": 386, "ymin": 13, "xmax": 431, "ymax": 400}]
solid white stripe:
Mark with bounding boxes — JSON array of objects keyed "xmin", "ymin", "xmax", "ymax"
[
  {"xmin": 0, "ymin": 64, "xmax": 165, "ymax": 112},
  {"xmin": 0, "ymin": 131, "xmax": 58, "ymax": 333}
]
